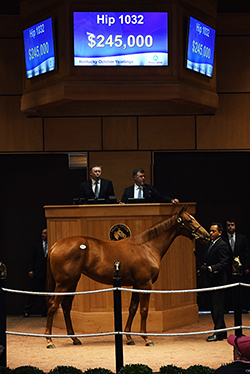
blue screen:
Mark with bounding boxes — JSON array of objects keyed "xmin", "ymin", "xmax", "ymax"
[
  {"xmin": 186, "ymin": 17, "xmax": 216, "ymax": 78},
  {"xmin": 73, "ymin": 12, "xmax": 168, "ymax": 66},
  {"xmin": 23, "ymin": 17, "xmax": 56, "ymax": 79}
]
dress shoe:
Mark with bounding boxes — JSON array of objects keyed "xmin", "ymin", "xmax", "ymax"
[
  {"xmin": 206, "ymin": 333, "xmax": 226, "ymax": 342},
  {"xmin": 23, "ymin": 312, "xmax": 29, "ymax": 318}
]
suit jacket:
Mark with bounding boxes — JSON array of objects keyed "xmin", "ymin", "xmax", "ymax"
[
  {"xmin": 202, "ymin": 237, "xmax": 230, "ymax": 288},
  {"xmin": 28, "ymin": 240, "xmax": 47, "ymax": 279},
  {"xmin": 121, "ymin": 184, "xmax": 173, "ymax": 204},
  {"xmin": 79, "ymin": 178, "xmax": 115, "ymax": 202},
  {"xmin": 222, "ymin": 232, "xmax": 250, "ymax": 271}
]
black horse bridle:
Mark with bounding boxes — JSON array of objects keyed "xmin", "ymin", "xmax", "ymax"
[{"xmin": 177, "ymin": 215, "xmax": 203, "ymax": 241}]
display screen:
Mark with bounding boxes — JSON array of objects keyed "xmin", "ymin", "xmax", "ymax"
[
  {"xmin": 73, "ymin": 12, "xmax": 168, "ymax": 66},
  {"xmin": 186, "ymin": 16, "xmax": 216, "ymax": 78},
  {"xmin": 23, "ymin": 17, "xmax": 56, "ymax": 79}
]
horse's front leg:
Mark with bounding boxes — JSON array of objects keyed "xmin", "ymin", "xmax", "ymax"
[
  {"xmin": 124, "ymin": 291, "xmax": 139, "ymax": 345},
  {"xmin": 140, "ymin": 292, "xmax": 154, "ymax": 346},
  {"xmin": 45, "ymin": 294, "xmax": 64, "ymax": 349},
  {"xmin": 61, "ymin": 295, "xmax": 81, "ymax": 346}
]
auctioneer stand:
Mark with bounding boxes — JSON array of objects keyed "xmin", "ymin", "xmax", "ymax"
[{"xmin": 44, "ymin": 203, "xmax": 198, "ymax": 333}]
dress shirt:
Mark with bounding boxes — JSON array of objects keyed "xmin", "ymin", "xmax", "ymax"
[
  {"xmin": 42, "ymin": 240, "xmax": 48, "ymax": 257},
  {"xmin": 91, "ymin": 179, "xmax": 101, "ymax": 195},
  {"xmin": 134, "ymin": 184, "xmax": 143, "ymax": 198},
  {"xmin": 227, "ymin": 232, "xmax": 235, "ymax": 252}
]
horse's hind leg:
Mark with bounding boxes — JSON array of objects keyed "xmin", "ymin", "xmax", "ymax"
[
  {"xmin": 139, "ymin": 293, "xmax": 154, "ymax": 346},
  {"xmin": 45, "ymin": 294, "xmax": 64, "ymax": 349},
  {"xmin": 124, "ymin": 291, "xmax": 139, "ymax": 345},
  {"xmin": 61, "ymin": 294, "xmax": 81, "ymax": 346}
]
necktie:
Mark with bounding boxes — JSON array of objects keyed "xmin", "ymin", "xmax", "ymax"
[
  {"xmin": 44, "ymin": 242, "xmax": 48, "ymax": 257},
  {"xmin": 207, "ymin": 241, "xmax": 213, "ymax": 252},
  {"xmin": 138, "ymin": 187, "xmax": 142, "ymax": 198},
  {"xmin": 230, "ymin": 235, "xmax": 235, "ymax": 252},
  {"xmin": 94, "ymin": 182, "xmax": 99, "ymax": 198}
]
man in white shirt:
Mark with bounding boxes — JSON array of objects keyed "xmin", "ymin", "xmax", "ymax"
[{"xmin": 121, "ymin": 167, "xmax": 179, "ymax": 204}]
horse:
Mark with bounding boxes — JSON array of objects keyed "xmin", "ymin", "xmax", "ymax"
[{"xmin": 45, "ymin": 205, "xmax": 209, "ymax": 348}]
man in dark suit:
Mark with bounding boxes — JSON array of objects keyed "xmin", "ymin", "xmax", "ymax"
[
  {"xmin": 222, "ymin": 219, "xmax": 250, "ymax": 312},
  {"xmin": 79, "ymin": 165, "xmax": 115, "ymax": 203},
  {"xmin": 120, "ymin": 167, "xmax": 179, "ymax": 204},
  {"xmin": 23, "ymin": 228, "xmax": 48, "ymax": 317},
  {"xmin": 199, "ymin": 222, "xmax": 230, "ymax": 342}
]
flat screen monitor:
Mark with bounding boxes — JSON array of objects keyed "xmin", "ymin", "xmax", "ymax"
[
  {"xmin": 73, "ymin": 12, "xmax": 168, "ymax": 66},
  {"xmin": 23, "ymin": 17, "xmax": 56, "ymax": 79},
  {"xmin": 186, "ymin": 16, "xmax": 216, "ymax": 78},
  {"xmin": 127, "ymin": 198, "xmax": 145, "ymax": 204}
]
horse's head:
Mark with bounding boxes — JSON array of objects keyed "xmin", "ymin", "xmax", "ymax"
[{"xmin": 177, "ymin": 205, "xmax": 210, "ymax": 243}]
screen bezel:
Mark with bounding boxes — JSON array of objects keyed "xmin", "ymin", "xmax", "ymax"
[
  {"xmin": 72, "ymin": 11, "xmax": 169, "ymax": 67},
  {"xmin": 23, "ymin": 16, "xmax": 57, "ymax": 79},
  {"xmin": 185, "ymin": 16, "xmax": 216, "ymax": 78}
]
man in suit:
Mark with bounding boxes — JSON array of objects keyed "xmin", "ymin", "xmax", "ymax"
[
  {"xmin": 222, "ymin": 219, "xmax": 250, "ymax": 312},
  {"xmin": 120, "ymin": 167, "xmax": 179, "ymax": 204},
  {"xmin": 23, "ymin": 228, "xmax": 48, "ymax": 317},
  {"xmin": 199, "ymin": 222, "xmax": 230, "ymax": 342},
  {"xmin": 79, "ymin": 165, "xmax": 115, "ymax": 203}
]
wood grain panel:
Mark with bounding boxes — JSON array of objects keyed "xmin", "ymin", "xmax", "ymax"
[
  {"xmin": 138, "ymin": 116, "xmax": 196, "ymax": 150},
  {"xmin": 0, "ymin": 96, "xmax": 43, "ymax": 151},
  {"xmin": 197, "ymin": 94, "xmax": 250, "ymax": 150},
  {"xmin": 0, "ymin": 39, "xmax": 23, "ymax": 95},
  {"xmin": 89, "ymin": 151, "xmax": 151, "ymax": 202},
  {"xmin": 44, "ymin": 117, "xmax": 102, "ymax": 151},
  {"xmin": 217, "ymin": 36, "xmax": 250, "ymax": 93},
  {"xmin": 217, "ymin": 13, "xmax": 250, "ymax": 36},
  {"xmin": 103, "ymin": 117, "xmax": 137, "ymax": 150}
]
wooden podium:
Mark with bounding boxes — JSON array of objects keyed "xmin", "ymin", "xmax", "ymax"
[{"xmin": 44, "ymin": 203, "xmax": 199, "ymax": 333}]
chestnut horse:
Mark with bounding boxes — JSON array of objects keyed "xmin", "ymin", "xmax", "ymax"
[{"xmin": 45, "ymin": 205, "xmax": 209, "ymax": 348}]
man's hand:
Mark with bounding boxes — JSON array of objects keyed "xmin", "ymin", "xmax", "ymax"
[{"xmin": 199, "ymin": 265, "xmax": 208, "ymax": 272}]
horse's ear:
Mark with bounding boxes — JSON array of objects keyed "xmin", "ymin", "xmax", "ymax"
[{"xmin": 178, "ymin": 204, "xmax": 189, "ymax": 216}]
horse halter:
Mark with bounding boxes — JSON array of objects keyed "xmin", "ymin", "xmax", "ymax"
[{"xmin": 177, "ymin": 216, "xmax": 202, "ymax": 240}]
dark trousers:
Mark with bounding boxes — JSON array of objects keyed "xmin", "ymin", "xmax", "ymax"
[
  {"xmin": 23, "ymin": 275, "xmax": 47, "ymax": 315},
  {"xmin": 209, "ymin": 289, "xmax": 226, "ymax": 333}
]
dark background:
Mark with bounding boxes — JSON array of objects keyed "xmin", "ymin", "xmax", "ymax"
[
  {"xmin": 0, "ymin": 154, "xmax": 85, "ymax": 314},
  {"xmin": 154, "ymin": 151, "xmax": 250, "ymax": 310}
]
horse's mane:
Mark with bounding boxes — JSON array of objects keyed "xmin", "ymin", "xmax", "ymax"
[{"xmin": 131, "ymin": 213, "xmax": 178, "ymax": 245}]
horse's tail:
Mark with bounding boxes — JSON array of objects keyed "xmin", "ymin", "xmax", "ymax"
[{"xmin": 46, "ymin": 247, "xmax": 55, "ymax": 306}]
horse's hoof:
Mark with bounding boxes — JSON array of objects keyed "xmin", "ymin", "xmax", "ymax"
[
  {"xmin": 73, "ymin": 340, "xmax": 82, "ymax": 345},
  {"xmin": 146, "ymin": 341, "xmax": 154, "ymax": 346},
  {"xmin": 47, "ymin": 342, "xmax": 56, "ymax": 349},
  {"xmin": 126, "ymin": 340, "xmax": 135, "ymax": 345}
]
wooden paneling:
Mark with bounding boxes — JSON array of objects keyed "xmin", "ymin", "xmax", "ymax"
[
  {"xmin": 0, "ymin": 16, "xmax": 22, "ymax": 38},
  {"xmin": 44, "ymin": 117, "xmax": 102, "ymax": 151},
  {"xmin": 0, "ymin": 39, "xmax": 23, "ymax": 95},
  {"xmin": 89, "ymin": 151, "xmax": 151, "ymax": 202},
  {"xmin": 19, "ymin": 0, "xmax": 219, "ymax": 115},
  {"xmin": 103, "ymin": 117, "xmax": 137, "ymax": 150},
  {"xmin": 138, "ymin": 116, "xmax": 196, "ymax": 150},
  {"xmin": 217, "ymin": 13, "xmax": 250, "ymax": 36},
  {"xmin": 197, "ymin": 94, "xmax": 250, "ymax": 150},
  {"xmin": 0, "ymin": 96, "xmax": 43, "ymax": 151},
  {"xmin": 217, "ymin": 36, "xmax": 250, "ymax": 93}
]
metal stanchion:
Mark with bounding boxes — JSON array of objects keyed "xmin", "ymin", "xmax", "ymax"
[
  {"xmin": 113, "ymin": 261, "xmax": 123, "ymax": 374},
  {"xmin": 0, "ymin": 262, "xmax": 7, "ymax": 367},
  {"xmin": 232, "ymin": 258, "xmax": 242, "ymax": 336}
]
